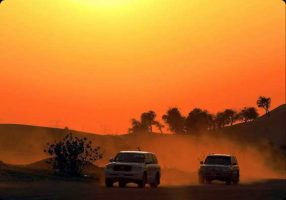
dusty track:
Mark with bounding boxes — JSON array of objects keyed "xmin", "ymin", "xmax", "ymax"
[{"xmin": 0, "ymin": 179, "xmax": 285, "ymax": 200}]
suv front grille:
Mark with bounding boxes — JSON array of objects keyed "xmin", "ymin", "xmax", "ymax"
[{"xmin": 113, "ymin": 165, "xmax": 132, "ymax": 171}]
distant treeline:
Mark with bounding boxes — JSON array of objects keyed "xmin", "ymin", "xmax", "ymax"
[{"xmin": 129, "ymin": 96, "xmax": 271, "ymax": 134}]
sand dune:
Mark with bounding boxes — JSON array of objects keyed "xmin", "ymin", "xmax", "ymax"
[{"xmin": 0, "ymin": 105, "xmax": 285, "ymax": 185}]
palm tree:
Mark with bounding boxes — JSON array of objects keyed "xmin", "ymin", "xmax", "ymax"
[
  {"xmin": 141, "ymin": 111, "xmax": 157, "ymax": 133},
  {"xmin": 153, "ymin": 121, "xmax": 164, "ymax": 134},
  {"xmin": 162, "ymin": 107, "xmax": 185, "ymax": 134},
  {"xmin": 129, "ymin": 111, "xmax": 162, "ymax": 134},
  {"xmin": 238, "ymin": 107, "xmax": 259, "ymax": 122},
  {"xmin": 223, "ymin": 109, "xmax": 238, "ymax": 126},
  {"xmin": 128, "ymin": 119, "xmax": 148, "ymax": 134},
  {"xmin": 185, "ymin": 108, "xmax": 212, "ymax": 134},
  {"xmin": 215, "ymin": 112, "xmax": 228, "ymax": 128},
  {"xmin": 257, "ymin": 96, "xmax": 271, "ymax": 116}
]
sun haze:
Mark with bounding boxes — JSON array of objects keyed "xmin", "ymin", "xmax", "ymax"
[{"xmin": 0, "ymin": 0, "xmax": 284, "ymax": 134}]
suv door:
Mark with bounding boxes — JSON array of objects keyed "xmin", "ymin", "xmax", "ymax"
[
  {"xmin": 145, "ymin": 154, "xmax": 159, "ymax": 182},
  {"xmin": 231, "ymin": 156, "xmax": 239, "ymax": 177},
  {"xmin": 152, "ymin": 154, "xmax": 160, "ymax": 174}
]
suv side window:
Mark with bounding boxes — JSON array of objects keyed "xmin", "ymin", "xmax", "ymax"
[
  {"xmin": 152, "ymin": 154, "xmax": 158, "ymax": 164},
  {"xmin": 231, "ymin": 156, "xmax": 238, "ymax": 165},
  {"xmin": 145, "ymin": 154, "xmax": 153, "ymax": 164}
]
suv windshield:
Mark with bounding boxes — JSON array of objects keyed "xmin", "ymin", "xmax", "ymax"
[
  {"xmin": 204, "ymin": 156, "xmax": 231, "ymax": 165},
  {"xmin": 114, "ymin": 153, "xmax": 145, "ymax": 163}
]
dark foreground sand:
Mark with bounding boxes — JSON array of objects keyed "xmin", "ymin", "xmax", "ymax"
[{"xmin": 0, "ymin": 179, "xmax": 285, "ymax": 200}]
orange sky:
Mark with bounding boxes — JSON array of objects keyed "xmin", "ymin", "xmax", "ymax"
[{"xmin": 0, "ymin": 0, "xmax": 285, "ymax": 134}]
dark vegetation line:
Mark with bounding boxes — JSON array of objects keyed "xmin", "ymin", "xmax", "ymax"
[
  {"xmin": 39, "ymin": 96, "xmax": 271, "ymax": 177},
  {"xmin": 129, "ymin": 96, "xmax": 271, "ymax": 135}
]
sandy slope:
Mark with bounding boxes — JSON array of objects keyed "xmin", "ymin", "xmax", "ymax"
[
  {"xmin": 0, "ymin": 105, "xmax": 285, "ymax": 186},
  {"xmin": 0, "ymin": 104, "xmax": 285, "ymax": 165}
]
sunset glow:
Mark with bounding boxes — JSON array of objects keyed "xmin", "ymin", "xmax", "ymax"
[{"xmin": 0, "ymin": 0, "xmax": 285, "ymax": 133}]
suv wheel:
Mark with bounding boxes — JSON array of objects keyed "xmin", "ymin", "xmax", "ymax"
[
  {"xmin": 105, "ymin": 179, "xmax": 113, "ymax": 188},
  {"xmin": 150, "ymin": 173, "xmax": 160, "ymax": 188},
  {"xmin": 199, "ymin": 175, "xmax": 205, "ymax": 184},
  {"xmin": 138, "ymin": 172, "xmax": 147, "ymax": 188},
  {"xmin": 233, "ymin": 172, "xmax": 240, "ymax": 185},
  {"xmin": 233, "ymin": 179, "xmax": 239, "ymax": 185}
]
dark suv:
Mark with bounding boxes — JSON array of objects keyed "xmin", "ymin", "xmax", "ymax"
[
  {"xmin": 105, "ymin": 151, "xmax": 161, "ymax": 188},
  {"xmin": 198, "ymin": 154, "xmax": 239, "ymax": 185}
]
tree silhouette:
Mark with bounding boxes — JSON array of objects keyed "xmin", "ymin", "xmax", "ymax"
[
  {"xmin": 223, "ymin": 109, "xmax": 238, "ymax": 126},
  {"xmin": 214, "ymin": 109, "xmax": 238, "ymax": 129},
  {"xmin": 141, "ymin": 111, "xmax": 157, "ymax": 133},
  {"xmin": 128, "ymin": 118, "xmax": 148, "ymax": 134},
  {"xmin": 257, "ymin": 96, "xmax": 271, "ymax": 116},
  {"xmin": 215, "ymin": 111, "xmax": 228, "ymax": 128},
  {"xmin": 129, "ymin": 111, "xmax": 162, "ymax": 134},
  {"xmin": 208, "ymin": 113, "xmax": 216, "ymax": 130},
  {"xmin": 238, "ymin": 107, "xmax": 259, "ymax": 122},
  {"xmin": 44, "ymin": 133, "xmax": 102, "ymax": 177},
  {"xmin": 162, "ymin": 107, "xmax": 185, "ymax": 134},
  {"xmin": 153, "ymin": 121, "xmax": 164, "ymax": 134},
  {"xmin": 185, "ymin": 108, "xmax": 213, "ymax": 134}
]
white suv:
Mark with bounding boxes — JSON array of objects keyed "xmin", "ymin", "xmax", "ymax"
[
  {"xmin": 105, "ymin": 151, "xmax": 161, "ymax": 188},
  {"xmin": 198, "ymin": 154, "xmax": 240, "ymax": 185}
]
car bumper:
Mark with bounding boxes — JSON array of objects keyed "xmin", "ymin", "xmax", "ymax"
[
  {"xmin": 199, "ymin": 171, "xmax": 232, "ymax": 180},
  {"xmin": 105, "ymin": 171, "xmax": 144, "ymax": 181}
]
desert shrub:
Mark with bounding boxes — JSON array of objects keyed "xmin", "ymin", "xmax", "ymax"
[{"xmin": 44, "ymin": 133, "xmax": 102, "ymax": 177}]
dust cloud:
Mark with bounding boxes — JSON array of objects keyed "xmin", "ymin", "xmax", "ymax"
[
  {"xmin": 96, "ymin": 133, "xmax": 285, "ymax": 186},
  {"xmin": 0, "ymin": 128, "xmax": 285, "ymax": 185}
]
